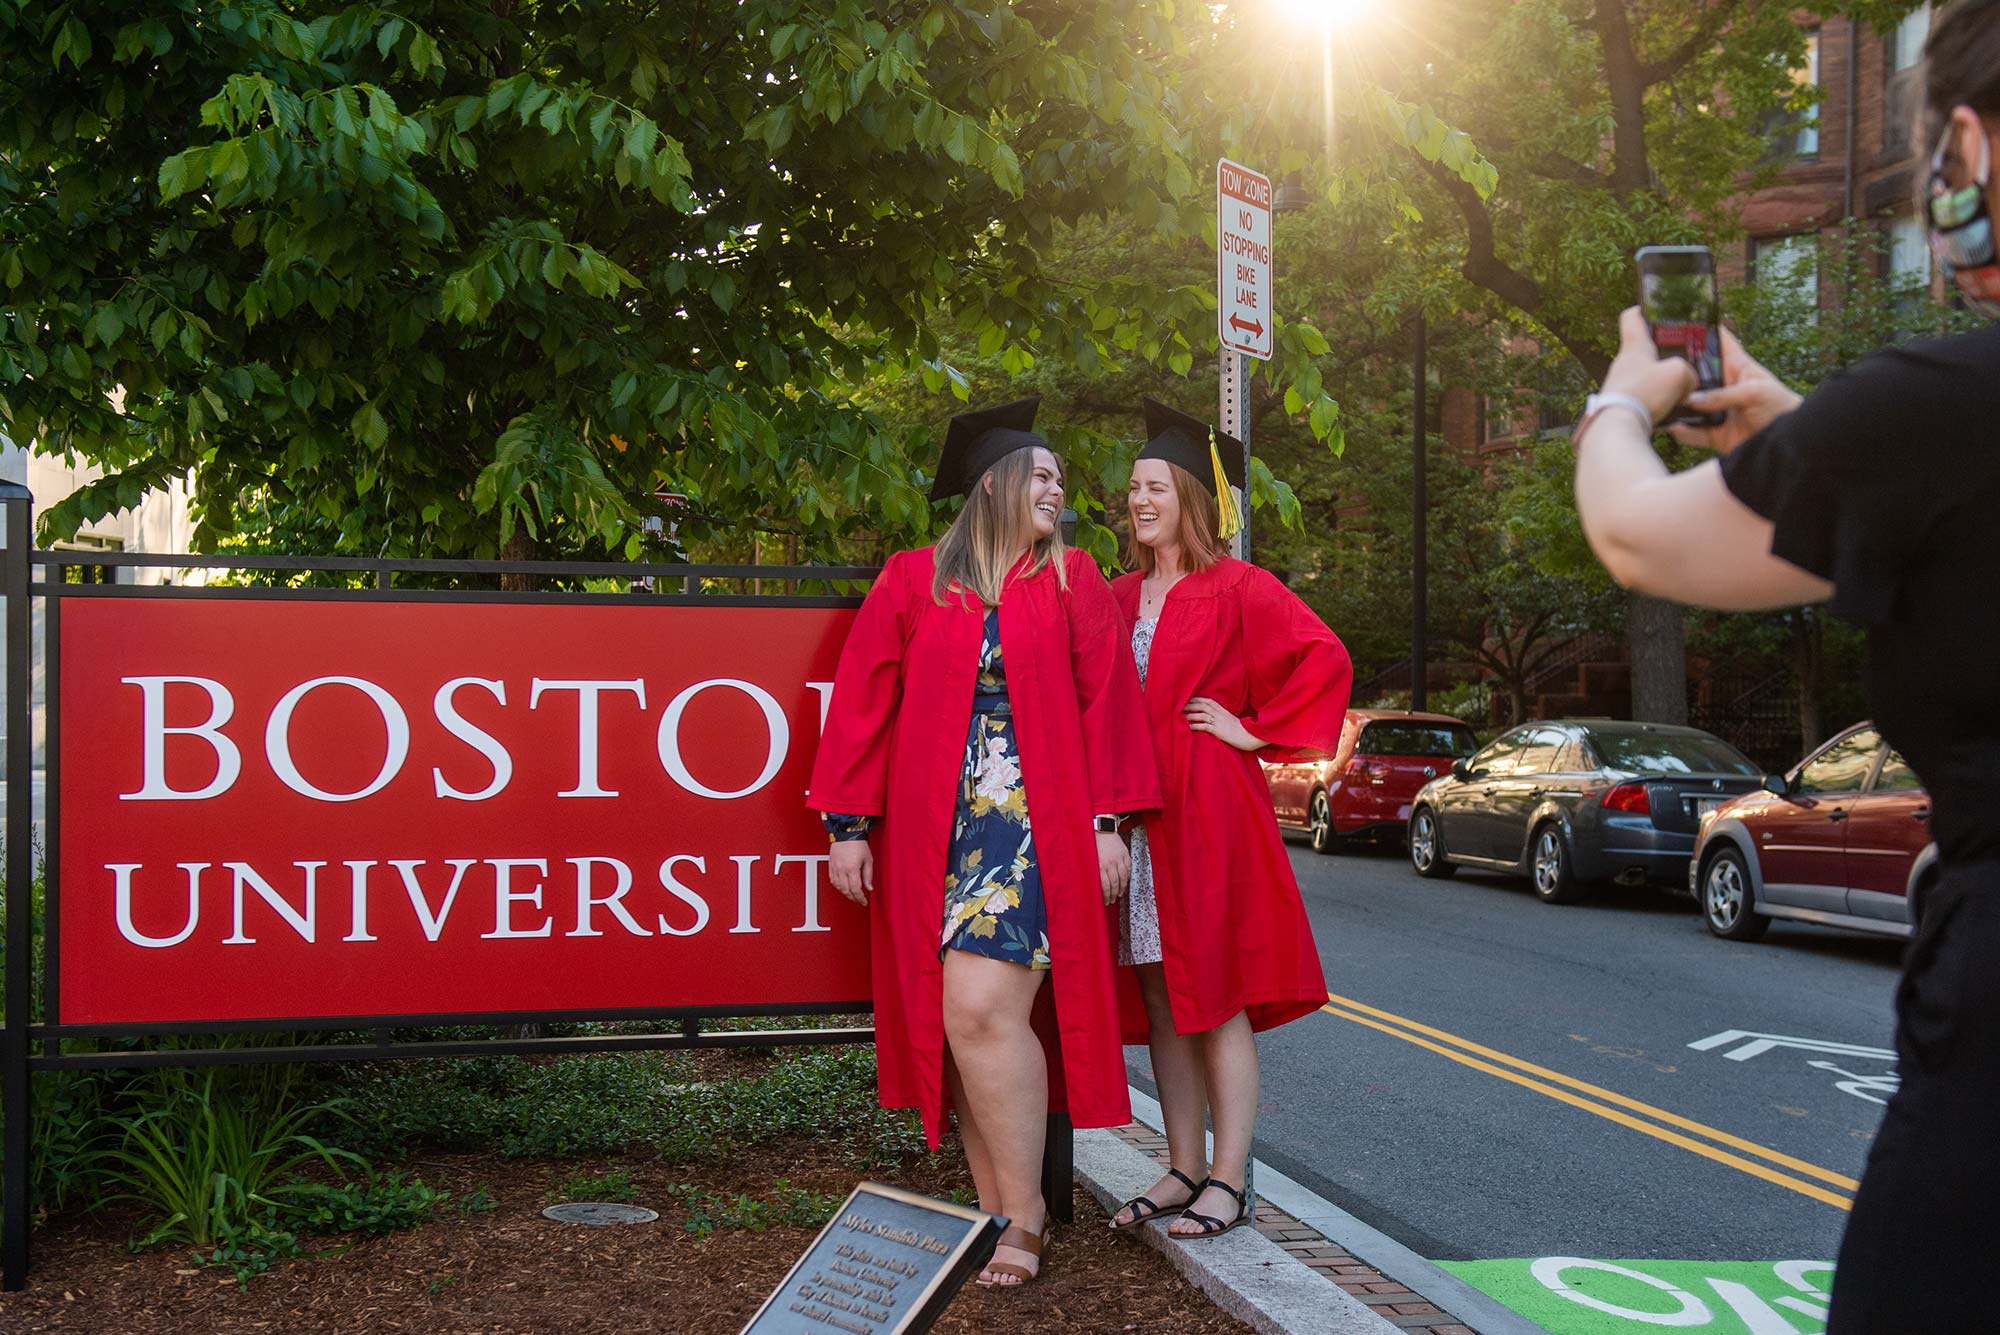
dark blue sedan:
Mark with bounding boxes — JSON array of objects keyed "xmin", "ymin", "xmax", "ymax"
[{"xmin": 1406, "ymin": 719, "xmax": 1765, "ymax": 903}]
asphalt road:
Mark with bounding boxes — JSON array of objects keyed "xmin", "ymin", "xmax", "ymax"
[{"xmin": 1126, "ymin": 836, "xmax": 1903, "ymax": 1275}]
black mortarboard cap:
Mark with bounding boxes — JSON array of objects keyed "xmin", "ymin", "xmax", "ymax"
[
  {"xmin": 930, "ymin": 397, "xmax": 1047, "ymax": 501},
  {"xmin": 1138, "ymin": 398, "xmax": 1246, "ymax": 489}
]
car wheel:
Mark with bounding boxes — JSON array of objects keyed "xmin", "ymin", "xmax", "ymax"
[
  {"xmin": 1309, "ymin": 790, "xmax": 1336, "ymax": 855},
  {"xmin": 1529, "ymin": 823, "xmax": 1585, "ymax": 905},
  {"xmin": 1701, "ymin": 846, "xmax": 1769, "ymax": 942},
  {"xmin": 1409, "ymin": 807, "xmax": 1456, "ymax": 879}
]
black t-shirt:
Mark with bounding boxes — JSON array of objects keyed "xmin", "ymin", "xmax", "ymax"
[{"xmin": 1719, "ymin": 322, "xmax": 2000, "ymax": 864}]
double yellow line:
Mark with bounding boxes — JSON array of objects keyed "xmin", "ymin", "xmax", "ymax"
[{"xmin": 1320, "ymin": 990, "xmax": 1859, "ymax": 1211}]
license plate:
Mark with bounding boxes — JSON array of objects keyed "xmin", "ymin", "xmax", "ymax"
[
  {"xmin": 1396, "ymin": 803, "xmax": 1412, "ymax": 820},
  {"xmin": 1688, "ymin": 797, "xmax": 1724, "ymax": 820}
]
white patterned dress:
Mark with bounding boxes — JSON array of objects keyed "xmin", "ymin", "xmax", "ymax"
[{"xmin": 1119, "ymin": 617, "xmax": 1164, "ymax": 966}]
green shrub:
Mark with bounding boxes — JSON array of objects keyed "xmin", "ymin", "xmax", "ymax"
[
  {"xmin": 101, "ymin": 1070, "xmax": 362, "ymax": 1247},
  {"xmin": 323, "ymin": 1043, "xmax": 920, "ymax": 1170},
  {"xmin": 668, "ymin": 1179, "xmax": 843, "ymax": 1239},
  {"xmin": 284, "ymin": 1172, "xmax": 446, "ymax": 1237},
  {"xmin": 546, "ymin": 1167, "xmax": 637, "ymax": 1205}
]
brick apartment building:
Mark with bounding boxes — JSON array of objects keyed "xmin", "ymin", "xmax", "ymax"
[
  {"xmin": 1405, "ymin": 7, "xmax": 1936, "ymax": 760},
  {"xmin": 1446, "ymin": 4, "xmax": 1936, "ymax": 460}
]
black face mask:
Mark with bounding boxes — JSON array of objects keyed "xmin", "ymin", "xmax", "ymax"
[{"xmin": 1928, "ymin": 117, "xmax": 2000, "ymax": 319}]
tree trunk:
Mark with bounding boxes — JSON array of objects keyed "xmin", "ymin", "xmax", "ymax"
[
  {"xmin": 1625, "ymin": 592, "xmax": 1687, "ymax": 723},
  {"xmin": 1793, "ymin": 610, "xmax": 1824, "ymax": 750},
  {"xmin": 499, "ymin": 527, "xmax": 538, "ymax": 592}
]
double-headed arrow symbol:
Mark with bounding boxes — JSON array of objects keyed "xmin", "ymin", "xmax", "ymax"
[{"xmin": 1228, "ymin": 314, "xmax": 1264, "ymax": 338}]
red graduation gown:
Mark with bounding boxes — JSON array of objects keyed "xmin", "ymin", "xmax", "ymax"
[
  {"xmin": 1112, "ymin": 557, "xmax": 1352, "ymax": 1039},
  {"xmin": 808, "ymin": 546, "xmax": 1160, "ymax": 1146}
]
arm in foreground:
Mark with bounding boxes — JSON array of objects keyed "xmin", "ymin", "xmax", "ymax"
[{"xmin": 1576, "ymin": 310, "xmax": 1832, "ymax": 611}]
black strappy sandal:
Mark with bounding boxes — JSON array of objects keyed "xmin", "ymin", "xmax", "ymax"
[
  {"xmin": 1110, "ymin": 1167, "xmax": 1202, "ymax": 1230},
  {"xmin": 1171, "ymin": 1178, "xmax": 1253, "ymax": 1240}
]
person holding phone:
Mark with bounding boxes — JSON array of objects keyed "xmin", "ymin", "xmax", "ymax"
[
  {"xmin": 1568, "ymin": 4, "xmax": 2000, "ymax": 1327},
  {"xmin": 810, "ymin": 398, "xmax": 1159, "ymax": 1287}
]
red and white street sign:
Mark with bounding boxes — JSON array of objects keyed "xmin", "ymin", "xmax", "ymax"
[{"xmin": 1217, "ymin": 158, "xmax": 1273, "ymax": 361}]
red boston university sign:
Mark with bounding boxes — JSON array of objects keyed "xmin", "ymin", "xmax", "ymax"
[{"xmin": 58, "ymin": 597, "xmax": 866, "ymax": 1026}]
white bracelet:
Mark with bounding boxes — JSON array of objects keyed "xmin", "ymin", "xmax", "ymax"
[{"xmin": 1573, "ymin": 391, "xmax": 1653, "ymax": 447}]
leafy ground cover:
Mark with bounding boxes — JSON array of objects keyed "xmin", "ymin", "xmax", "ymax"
[{"xmin": 0, "ymin": 1039, "xmax": 1250, "ymax": 1332}]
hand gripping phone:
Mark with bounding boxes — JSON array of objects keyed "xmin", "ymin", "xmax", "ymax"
[{"xmin": 1636, "ymin": 245, "xmax": 1725, "ymax": 428}]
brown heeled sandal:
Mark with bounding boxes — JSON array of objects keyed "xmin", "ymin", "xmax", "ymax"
[{"xmin": 976, "ymin": 1221, "xmax": 1051, "ymax": 1287}]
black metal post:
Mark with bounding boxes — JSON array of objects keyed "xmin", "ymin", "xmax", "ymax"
[
  {"xmin": 3, "ymin": 485, "xmax": 33, "ymax": 1291},
  {"xmin": 1411, "ymin": 313, "xmax": 1428, "ymax": 712},
  {"xmin": 1041, "ymin": 1111, "xmax": 1074, "ymax": 1225}
]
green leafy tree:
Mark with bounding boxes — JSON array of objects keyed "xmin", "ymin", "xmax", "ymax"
[
  {"xmin": 1, "ymin": 1, "xmax": 1498, "ymax": 568},
  {"xmin": 1345, "ymin": 0, "xmax": 1922, "ymax": 722}
]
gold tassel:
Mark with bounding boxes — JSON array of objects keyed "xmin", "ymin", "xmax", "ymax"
[{"xmin": 1209, "ymin": 427, "xmax": 1243, "ymax": 542}]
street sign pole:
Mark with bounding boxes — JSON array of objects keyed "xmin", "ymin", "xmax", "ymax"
[
  {"xmin": 1217, "ymin": 158, "xmax": 1273, "ymax": 560},
  {"xmin": 1219, "ymin": 349, "xmax": 1251, "ymax": 558}
]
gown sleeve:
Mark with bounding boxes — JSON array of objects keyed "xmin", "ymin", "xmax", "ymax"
[
  {"xmin": 806, "ymin": 551, "xmax": 913, "ymax": 817},
  {"xmin": 1063, "ymin": 552, "xmax": 1162, "ymax": 819},
  {"xmin": 1236, "ymin": 567, "xmax": 1352, "ymax": 764}
]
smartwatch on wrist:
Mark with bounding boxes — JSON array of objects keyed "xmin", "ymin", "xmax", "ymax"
[
  {"xmin": 1093, "ymin": 814, "xmax": 1121, "ymax": 834},
  {"xmin": 1573, "ymin": 391, "xmax": 1654, "ymax": 447}
]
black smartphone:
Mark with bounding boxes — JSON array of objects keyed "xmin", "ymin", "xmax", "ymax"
[{"xmin": 1636, "ymin": 245, "xmax": 1724, "ymax": 427}]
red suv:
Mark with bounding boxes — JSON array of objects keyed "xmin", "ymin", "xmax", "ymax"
[
  {"xmin": 1690, "ymin": 722, "xmax": 1938, "ymax": 942},
  {"xmin": 1265, "ymin": 711, "xmax": 1480, "ymax": 853}
]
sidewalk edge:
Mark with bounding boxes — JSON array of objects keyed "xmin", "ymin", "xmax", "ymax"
[
  {"xmin": 1127, "ymin": 1087, "xmax": 1552, "ymax": 1335},
  {"xmin": 1074, "ymin": 1127, "xmax": 1399, "ymax": 1335}
]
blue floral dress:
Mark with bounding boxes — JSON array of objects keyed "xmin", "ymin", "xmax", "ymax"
[{"xmin": 825, "ymin": 609, "xmax": 1050, "ymax": 970}]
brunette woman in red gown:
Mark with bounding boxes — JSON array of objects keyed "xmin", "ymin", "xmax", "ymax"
[
  {"xmin": 1107, "ymin": 399, "xmax": 1352, "ymax": 1239},
  {"xmin": 808, "ymin": 398, "xmax": 1159, "ymax": 1285}
]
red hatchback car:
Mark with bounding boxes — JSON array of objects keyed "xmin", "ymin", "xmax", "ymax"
[
  {"xmin": 1690, "ymin": 722, "xmax": 1939, "ymax": 941},
  {"xmin": 1265, "ymin": 711, "xmax": 1480, "ymax": 853}
]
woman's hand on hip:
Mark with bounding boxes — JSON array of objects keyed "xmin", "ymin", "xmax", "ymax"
[
  {"xmin": 829, "ymin": 839, "xmax": 874, "ymax": 906},
  {"xmin": 1184, "ymin": 696, "xmax": 1263, "ymax": 752},
  {"xmin": 1096, "ymin": 831, "xmax": 1131, "ymax": 906}
]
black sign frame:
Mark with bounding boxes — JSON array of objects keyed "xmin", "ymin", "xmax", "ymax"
[{"xmin": 0, "ymin": 510, "xmax": 1076, "ymax": 1293}]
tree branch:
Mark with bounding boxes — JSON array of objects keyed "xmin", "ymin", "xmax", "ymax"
[
  {"xmin": 1418, "ymin": 156, "xmax": 1613, "ymax": 377},
  {"xmin": 1639, "ymin": 0, "xmax": 1743, "ymax": 86}
]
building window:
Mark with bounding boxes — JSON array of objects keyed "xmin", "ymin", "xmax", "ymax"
[
  {"xmin": 1479, "ymin": 393, "xmax": 1514, "ymax": 445},
  {"xmin": 1885, "ymin": 215, "xmax": 1930, "ymax": 290},
  {"xmin": 1888, "ymin": 5, "xmax": 1929, "ymax": 70},
  {"xmin": 1883, "ymin": 6, "xmax": 1930, "ymax": 156},
  {"xmin": 1752, "ymin": 233, "xmax": 1821, "ymax": 320},
  {"xmin": 1764, "ymin": 30, "xmax": 1821, "ymax": 160}
]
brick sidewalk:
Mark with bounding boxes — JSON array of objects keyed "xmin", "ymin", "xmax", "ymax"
[{"xmin": 1111, "ymin": 1124, "xmax": 1480, "ymax": 1335}]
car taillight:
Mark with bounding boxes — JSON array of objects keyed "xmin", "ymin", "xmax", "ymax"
[{"xmin": 1601, "ymin": 782, "xmax": 1651, "ymax": 815}]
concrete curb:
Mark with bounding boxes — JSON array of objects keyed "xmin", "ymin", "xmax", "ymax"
[
  {"xmin": 1075, "ymin": 1127, "xmax": 1401, "ymax": 1334},
  {"xmin": 1125, "ymin": 1088, "xmax": 1551, "ymax": 1335}
]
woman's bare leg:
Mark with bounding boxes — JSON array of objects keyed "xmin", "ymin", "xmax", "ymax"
[
  {"xmin": 941, "ymin": 949, "xmax": 1050, "ymax": 1283},
  {"xmin": 944, "ymin": 1050, "xmax": 999, "ymax": 1214},
  {"xmin": 1171, "ymin": 1010, "xmax": 1258, "ymax": 1235},
  {"xmin": 1110, "ymin": 964, "xmax": 1208, "ymax": 1225}
]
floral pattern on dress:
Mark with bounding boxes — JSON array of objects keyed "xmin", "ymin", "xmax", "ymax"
[
  {"xmin": 1120, "ymin": 616, "xmax": 1164, "ymax": 966},
  {"xmin": 939, "ymin": 610, "xmax": 1051, "ymax": 970}
]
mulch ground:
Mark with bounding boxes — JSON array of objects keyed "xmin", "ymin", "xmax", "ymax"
[{"xmin": 0, "ymin": 1138, "xmax": 1252, "ymax": 1333}]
